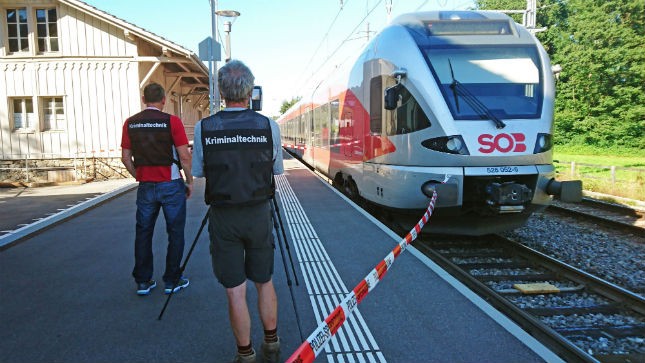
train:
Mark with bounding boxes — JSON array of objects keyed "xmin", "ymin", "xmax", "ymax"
[{"xmin": 277, "ymin": 10, "xmax": 581, "ymax": 235}]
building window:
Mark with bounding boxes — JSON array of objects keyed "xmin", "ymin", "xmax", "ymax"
[
  {"xmin": 36, "ymin": 8, "xmax": 59, "ymax": 52},
  {"xmin": 12, "ymin": 98, "xmax": 36, "ymax": 131},
  {"xmin": 42, "ymin": 97, "xmax": 65, "ymax": 130},
  {"xmin": 7, "ymin": 8, "xmax": 29, "ymax": 53}
]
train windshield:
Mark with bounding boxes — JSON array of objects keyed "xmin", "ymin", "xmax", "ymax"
[{"xmin": 425, "ymin": 46, "xmax": 543, "ymax": 120}]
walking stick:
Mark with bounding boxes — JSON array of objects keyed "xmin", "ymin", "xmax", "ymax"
[
  {"xmin": 158, "ymin": 208, "xmax": 210, "ymax": 320},
  {"xmin": 271, "ymin": 199, "xmax": 304, "ymax": 341}
]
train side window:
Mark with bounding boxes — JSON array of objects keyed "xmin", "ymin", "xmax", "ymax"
[
  {"xmin": 390, "ymin": 86, "xmax": 431, "ymax": 135},
  {"xmin": 369, "ymin": 77, "xmax": 382, "ymax": 133},
  {"xmin": 298, "ymin": 114, "xmax": 304, "ymax": 144},
  {"xmin": 313, "ymin": 103, "xmax": 330, "ymax": 147},
  {"xmin": 330, "ymin": 99, "xmax": 340, "ymax": 146}
]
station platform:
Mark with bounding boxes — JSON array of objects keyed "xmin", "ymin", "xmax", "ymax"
[{"xmin": 0, "ymin": 152, "xmax": 563, "ymax": 363}]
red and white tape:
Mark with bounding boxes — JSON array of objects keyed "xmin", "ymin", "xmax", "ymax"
[
  {"xmin": 285, "ymin": 189, "xmax": 440, "ymax": 363},
  {"xmin": 283, "ymin": 143, "xmax": 307, "ymax": 150}
]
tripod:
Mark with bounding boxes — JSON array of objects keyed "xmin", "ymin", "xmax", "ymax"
[
  {"xmin": 158, "ymin": 209, "xmax": 210, "ymax": 320},
  {"xmin": 271, "ymin": 195, "xmax": 303, "ymax": 341}
]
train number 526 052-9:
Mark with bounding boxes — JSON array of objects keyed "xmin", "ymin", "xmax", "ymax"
[{"xmin": 487, "ymin": 166, "xmax": 519, "ymax": 174}]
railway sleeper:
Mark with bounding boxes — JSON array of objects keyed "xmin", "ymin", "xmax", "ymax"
[
  {"xmin": 594, "ymin": 353, "xmax": 645, "ymax": 363},
  {"xmin": 524, "ymin": 304, "xmax": 628, "ymax": 316},
  {"xmin": 555, "ymin": 324, "xmax": 645, "ymax": 339},
  {"xmin": 497, "ymin": 285, "xmax": 585, "ymax": 294},
  {"xmin": 457, "ymin": 261, "xmax": 535, "ymax": 269},
  {"xmin": 436, "ymin": 250, "xmax": 507, "ymax": 258},
  {"xmin": 475, "ymin": 273, "xmax": 558, "ymax": 281}
]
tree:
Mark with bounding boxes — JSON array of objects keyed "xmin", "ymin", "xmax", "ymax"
[
  {"xmin": 279, "ymin": 97, "xmax": 301, "ymax": 114},
  {"xmin": 475, "ymin": 0, "xmax": 645, "ymax": 151}
]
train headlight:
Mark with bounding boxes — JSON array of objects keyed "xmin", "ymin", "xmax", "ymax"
[
  {"xmin": 421, "ymin": 135, "xmax": 469, "ymax": 155},
  {"xmin": 533, "ymin": 133, "xmax": 553, "ymax": 154},
  {"xmin": 446, "ymin": 137, "xmax": 463, "ymax": 152}
]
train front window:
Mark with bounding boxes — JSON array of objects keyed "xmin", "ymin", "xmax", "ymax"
[{"xmin": 426, "ymin": 46, "xmax": 542, "ymax": 120}]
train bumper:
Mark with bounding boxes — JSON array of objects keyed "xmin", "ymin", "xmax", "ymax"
[{"xmin": 364, "ymin": 164, "xmax": 565, "ymax": 211}]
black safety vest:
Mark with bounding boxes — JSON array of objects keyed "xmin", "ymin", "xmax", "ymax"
[
  {"xmin": 201, "ymin": 109, "xmax": 274, "ymax": 206},
  {"xmin": 126, "ymin": 109, "xmax": 176, "ymax": 167}
]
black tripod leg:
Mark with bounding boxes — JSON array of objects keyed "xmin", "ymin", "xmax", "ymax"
[
  {"xmin": 272, "ymin": 195, "xmax": 299, "ymax": 285},
  {"xmin": 271, "ymin": 200, "xmax": 304, "ymax": 341},
  {"xmin": 158, "ymin": 208, "xmax": 210, "ymax": 320}
]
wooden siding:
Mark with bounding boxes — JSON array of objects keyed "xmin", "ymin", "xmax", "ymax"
[
  {"xmin": 0, "ymin": 1, "xmax": 208, "ymax": 160},
  {"xmin": 59, "ymin": 4, "xmax": 134, "ymax": 58},
  {"xmin": 0, "ymin": 60, "xmax": 140, "ymax": 159}
]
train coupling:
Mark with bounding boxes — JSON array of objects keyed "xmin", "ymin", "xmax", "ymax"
[
  {"xmin": 545, "ymin": 178, "xmax": 583, "ymax": 202},
  {"xmin": 485, "ymin": 182, "xmax": 532, "ymax": 214},
  {"xmin": 421, "ymin": 179, "xmax": 459, "ymax": 206}
]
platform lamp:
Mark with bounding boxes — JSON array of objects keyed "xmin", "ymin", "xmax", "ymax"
[
  {"xmin": 207, "ymin": 0, "xmax": 220, "ymax": 114},
  {"xmin": 215, "ymin": 9, "xmax": 240, "ymax": 63}
]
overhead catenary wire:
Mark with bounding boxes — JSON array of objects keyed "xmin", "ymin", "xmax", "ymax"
[
  {"xmin": 294, "ymin": 0, "xmax": 446, "ymax": 98},
  {"xmin": 295, "ymin": 0, "xmax": 384, "ymax": 96},
  {"xmin": 293, "ymin": 0, "xmax": 351, "ymax": 91}
]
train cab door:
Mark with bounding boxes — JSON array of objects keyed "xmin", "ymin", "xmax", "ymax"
[
  {"xmin": 361, "ymin": 59, "xmax": 388, "ymax": 202},
  {"xmin": 339, "ymin": 109, "xmax": 353, "ymax": 159},
  {"xmin": 367, "ymin": 75, "xmax": 384, "ymax": 158},
  {"xmin": 302, "ymin": 104, "xmax": 313, "ymax": 164},
  {"xmin": 364, "ymin": 59, "xmax": 396, "ymax": 161}
]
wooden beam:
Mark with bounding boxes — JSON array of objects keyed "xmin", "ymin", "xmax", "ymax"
[
  {"xmin": 136, "ymin": 56, "xmax": 192, "ymax": 63},
  {"xmin": 139, "ymin": 62, "xmax": 161, "ymax": 89},
  {"xmin": 166, "ymin": 76, "xmax": 182, "ymax": 95},
  {"xmin": 164, "ymin": 71, "xmax": 207, "ymax": 78}
]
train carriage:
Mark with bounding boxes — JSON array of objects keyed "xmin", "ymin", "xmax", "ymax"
[{"xmin": 278, "ymin": 11, "xmax": 581, "ymax": 235}]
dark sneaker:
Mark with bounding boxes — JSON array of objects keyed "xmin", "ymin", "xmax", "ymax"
[
  {"xmin": 231, "ymin": 350, "xmax": 256, "ymax": 363},
  {"xmin": 136, "ymin": 280, "xmax": 156, "ymax": 296},
  {"xmin": 164, "ymin": 277, "xmax": 189, "ymax": 294},
  {"xmin": 261, "ymin": 337, "xmax": 280, "ymax": 363}
]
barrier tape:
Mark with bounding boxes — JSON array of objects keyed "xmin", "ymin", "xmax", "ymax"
[
  {"xmin": 286, "ymin": 188, "xmax": 440, "ymax": 363},
  {"xmin": 283, "ymin": 143, "xmax": 306, "ymax": 150}
]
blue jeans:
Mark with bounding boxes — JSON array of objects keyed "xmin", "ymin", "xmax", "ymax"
[{"xmin": 132, "ymin": 178, "xmax": 186, "ymax": 284}]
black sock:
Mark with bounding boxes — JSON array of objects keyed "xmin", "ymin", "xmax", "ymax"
[
  {"xmin": 264, "ymin": 328, "xmax": 278, "ymax": 343},
  {"xmin": 237, "ymin": 343, "xmax": 253, "ymax": 356}
]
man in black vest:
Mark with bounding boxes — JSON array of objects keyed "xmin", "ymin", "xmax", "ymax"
[
  {"xmin": 192, "ymin": 60, "xmax": 284, "ymax": 363},
  {"xmin": 121, "ymin": 83, "xmax": 193, "ymax": 296}
]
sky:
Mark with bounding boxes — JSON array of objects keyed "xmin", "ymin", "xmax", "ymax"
[{"xmin": 82, "ymin": 0, "xmax": 476, "ymax": 116}]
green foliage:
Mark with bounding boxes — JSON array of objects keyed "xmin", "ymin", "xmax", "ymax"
[
  {"xmin": 475, "ymin": 0, "xmax": 645, "ymax": 154},
  {"xmin": 279, "ymin": 97, "xmax": 302, "ymax": 114}
]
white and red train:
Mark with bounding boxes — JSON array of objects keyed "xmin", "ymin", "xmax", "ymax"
[{"xmin": 277, "ymin": 11, "xmax": 581, "ymax": 235}]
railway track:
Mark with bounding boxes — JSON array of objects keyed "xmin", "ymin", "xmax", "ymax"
[
  {"xmin": 548, "ymin": 198, "xmax": 645, "ymax": 237},
  {"xmin": 413, "ymin": 235, "xmax": 645, "ymax": 363},
  {"xmin": 312, "ymin": 160, "xmax": 644, "ymax": 360}
]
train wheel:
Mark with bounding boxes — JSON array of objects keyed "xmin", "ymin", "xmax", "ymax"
[
  {"xmin": 333, "ymin": 173, "xmax": 344, "ymax": 189},
  {"xmin": 344, "ymin": 179, "xmax": 360, "ymax": 201}
]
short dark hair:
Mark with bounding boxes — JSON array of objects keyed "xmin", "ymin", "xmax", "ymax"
[{"xmin": 143, "ymin": 83, "xmax": 165, "ymax": 103}]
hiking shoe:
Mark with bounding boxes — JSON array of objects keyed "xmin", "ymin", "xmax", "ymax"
[
  {"xmin": 136, "ymin": 280, "xmax": 156, "ymax": 296},
  {"xmin": 231, "ymin": 349, "xmax": 256, "ymax": 363},
  {"xmin": 261, "ymin": 337, "xmax": 280, "ymax": 363},
  {"xmin": 164, "ymin": 277, "xmax": 189, "ymax": 294}
]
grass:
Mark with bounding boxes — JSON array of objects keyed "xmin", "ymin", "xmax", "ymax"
[{"xmin": 553, "ymin": 145, "xmax": 645, "ymax": 202}]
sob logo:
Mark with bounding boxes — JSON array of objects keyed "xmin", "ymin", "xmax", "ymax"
[{"xmin": 478, "ymin": 133, "xmax": 526, "ymax": 153}]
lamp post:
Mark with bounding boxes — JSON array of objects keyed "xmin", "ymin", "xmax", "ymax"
[
  {"xmin": 215, "ymin": 10, "xmax": 240, "ymax": 63},
  {"xmin": 208, "ymin": 0, "xmax": 219, "ymax": 114}
]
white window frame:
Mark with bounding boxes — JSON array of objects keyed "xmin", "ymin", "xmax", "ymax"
[
  {"xmin": 35, "ymin": 7, "xmax": 59, "ymax": 53},
  {"xmin": 6, "ymin": 7, "xmax": 29, "ymax": 54},
  {"xmin": 41, "ymin": 96, "xmax": 65, "ymax": 131},
  {"xmin": 3, "ymin": 6, "xmax": 60, "ymax": 56},
  {"xmin": 10, "ymin": 97, "xmax": 37, "ymax": 132}
]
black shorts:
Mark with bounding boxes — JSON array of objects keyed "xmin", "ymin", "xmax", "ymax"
[{"xmin": 208, "ymin": 201, "xmax": 274, "ymax": 288}]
